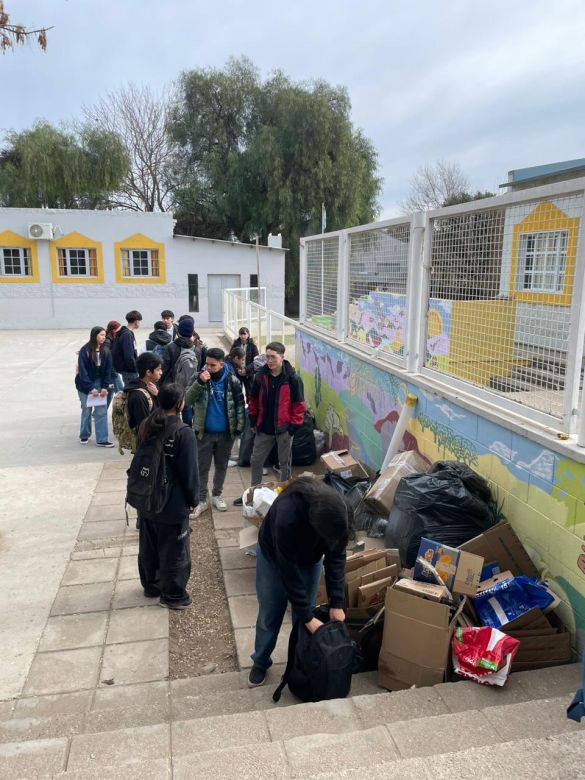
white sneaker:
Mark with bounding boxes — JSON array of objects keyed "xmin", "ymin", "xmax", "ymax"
[
  {"xmin": 227, "ymin": 459, "xmax": 238, "ymax": 468},
  {"xmin": 212, "ymin": 496, "xmax": 227, "ymax": 512},
  {"xmin": 191, "ymin": 502, "xmax": 208, "ymax": 519},
  {"xmin": 262, "ymin": 467, "xmax": 269, "ymax": 476}
]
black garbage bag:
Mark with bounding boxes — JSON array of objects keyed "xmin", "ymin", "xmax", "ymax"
[
  {"xmin": 323, "ymin": 472, "xmax": 381, "ymax": 534},
  {"xmin": 384, "ymin": 460, "xmax": 496, "ymax": 567},
  {"xmin": 291, "ymin": 411, "xmax": 317, "ymax": 466}
]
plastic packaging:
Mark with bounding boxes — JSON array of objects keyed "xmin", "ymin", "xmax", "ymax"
[
  {"xmin": 473, "ymin": 575, "xmax": 555, "ymax": 628},
  {"xmin": 452, "ymin": 626, "xmax": 520, "ymax": 686}
]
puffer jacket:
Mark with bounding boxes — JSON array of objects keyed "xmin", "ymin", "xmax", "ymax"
[
  {"xmin": 185, "ymin": 367, "xmax": 246, "ymax": 441},
  {"xmin": 248, "ymin": 360, "xmax": 305, "ymax": 434}
]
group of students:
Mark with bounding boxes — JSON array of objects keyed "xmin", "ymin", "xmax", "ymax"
[{"xmin": 74, "ymin": 309, "xmax": 351, "ymax": 688}]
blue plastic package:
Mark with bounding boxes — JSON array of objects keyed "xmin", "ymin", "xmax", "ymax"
[{"xmin": 472, "ymin": 575, "xmax": 554, "ymax": 628}]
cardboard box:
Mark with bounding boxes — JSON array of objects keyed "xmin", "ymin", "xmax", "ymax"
[
  {"xmin": 357, "ymin": 576, "xmax": 395, "ymax": 608},
  {"xmin": 459, "ymin": 522, "xmax": 539, "ymax": 578},
  {"xmin": 378, "ymin": 583, "xmax": 465, "ymax": 691},
  {"xmin": 320, "ymin": 450, "xmax": 368, "ymax": 480},
  {"xmin": 394, "ymin": 578, "xmax": 451, "ymax": 603},
  {"xmin": 414, "ymin": 538, "xmax": 483, "ymax": 596},
  {"xmin": 365, "ymin": 451, "xmax": 429, "ymax": 515}
]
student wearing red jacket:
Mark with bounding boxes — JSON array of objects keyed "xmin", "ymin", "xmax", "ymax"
[{"xmin": 247, "ymin": 341, "xmax": 305, "ymax": 487}]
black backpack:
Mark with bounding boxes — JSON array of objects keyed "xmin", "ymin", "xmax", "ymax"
[
  {"xmin": 273, "ymin": 618, "xmax": 358, "ymax": 703},
  {"xmin": 126, "ymin": 421, "xmax": 179, "ymax": 516}
]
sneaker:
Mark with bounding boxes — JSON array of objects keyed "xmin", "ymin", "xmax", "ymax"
[
  {"xmin": 247, "ymin": 665, "xmax": 266, "ymax": 688},
  {"xmin": 80, "ymin": 438, "xmax": 89, "ymax": 445},
  {"xmin": 262, "ymin": 467, "xmax": 269, "ymax": 476},
  {"xmin": 272, "ymin": 465, "xmax": 280, "ymax": 474},
  {"xmin": 227, "ymin": 459, "xmax": 238, "ymax": 468},
  {"xmin": 212, "ymin": 496, "xmax": 227, "ymax": 511},
  {"xmin": 96, "ymin": 441, "xmax": 115, "ymax": 448},
  {"xmin": 191, "ymin": 501, "xmax": 208, "ymax": 519},
  {"xmin": 233, "ymin": 496, "xmax": 243, "ymax": 506},
  {"xmin": 159, "ymin": 595, "xmax": 192, "ymax": 610}
]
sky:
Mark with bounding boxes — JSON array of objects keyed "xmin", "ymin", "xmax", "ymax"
[{"xmin": 2, "ymin": 0, "xmax": 585, "ymax": 218}]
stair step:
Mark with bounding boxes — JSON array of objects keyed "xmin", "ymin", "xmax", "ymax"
[
  {"xmin": 510, "ymin": 365, "xmax": 565, "ymax": 389},
  {"xmin": 489, "ymin": 375, "xmax": 533, "ymax": 393}
]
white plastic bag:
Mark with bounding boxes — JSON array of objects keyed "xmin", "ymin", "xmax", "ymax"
[
  {"xmin": 252, "ymin": 486, "xmax": 278, "ymax": 518},
  {"xmin": 241, "ymin": 487, "xmax": 257, "ymax": 519}
]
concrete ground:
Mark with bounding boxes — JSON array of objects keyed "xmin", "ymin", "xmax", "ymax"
[{"xmin": 0, "ymin": 327, "xmax": 228, "ymax": 701}]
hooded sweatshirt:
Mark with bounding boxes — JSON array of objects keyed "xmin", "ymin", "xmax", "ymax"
[
  {"xmin": 124, "ymin": 377, "xmax": 158, "ymax": 431},
  {"xmin": 145, "ymin": 328, "xmax": 172, "ymax": 353}
]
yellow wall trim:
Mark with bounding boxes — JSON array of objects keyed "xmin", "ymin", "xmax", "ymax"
[
  {"xmin": 114, "ymin": 233, "xmax": 166, "ymax": 284},
  {"xmin": 49, "ymin": 231, "xmax": 104, "ymax": 284},
  {"xmin": 0, "ymin": 230, "xmax": 39, "ymax": 283},
  {"xmin": 509, "ymin": 202, "xmax": 578, "ymax": 306}
]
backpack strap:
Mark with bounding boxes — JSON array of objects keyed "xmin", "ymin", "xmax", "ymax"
[{"xmin": 273, "ymin": 618, "xmax": 302, "ymax": 703}]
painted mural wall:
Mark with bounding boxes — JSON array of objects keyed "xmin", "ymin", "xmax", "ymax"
[{"xmin": 297, "ymin": 329, "xmax": 585, "ymax": 654}]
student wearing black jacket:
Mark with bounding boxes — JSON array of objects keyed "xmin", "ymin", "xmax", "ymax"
[
  {"xmin": 248, "ymin": 477, "xmax": 349, "ymax": 687},
  {"xmin": 75, "ymin": 326, "xmax": 114, "ymax": 447},
  {"xmin": 136, "ymin": 383, "xmax": 199, "ymax": 610},
  {"xmin": 231, "ymin": 327, "xmax": 259, "ymax": 396},
  {"xmin": 112, "ymin": 310, "xmax": 142, "ymax": 382}
]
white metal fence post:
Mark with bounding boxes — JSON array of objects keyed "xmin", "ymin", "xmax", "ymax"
[
  {"xmin": 569, "ymin": 202, "xmax": 585, "ymax": 441},
  {"xmin": 299, "ymin": 239, "xmax": 307, "ymax": 324},
  {"xmin": 406, "ymin": 213, "xmax": 426, "ymax": 373},
  {"xmin": 336, "ymin": 231, "xmax": 349, "ymax": 341},
  {"xmin": 416, "ymin": 214, "xmax": 433, "ymax": 374}
]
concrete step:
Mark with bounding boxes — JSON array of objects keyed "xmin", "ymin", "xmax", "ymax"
[
  {"xmin": 510, "ymin": 364, "xmax": 565, "ymax": 390},
  {"xmin": 0, "ymin": 665, "xmax": 581, "ymax": 777}
]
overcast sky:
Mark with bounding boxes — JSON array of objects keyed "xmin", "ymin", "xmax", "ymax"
[{"xmin": 3, "ymin": 0, "xmax": 585, "ymax": 217}]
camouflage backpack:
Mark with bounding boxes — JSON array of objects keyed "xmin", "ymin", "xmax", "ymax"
[{"xmin": 112, "ymin": 388, "xmax": 153, "ymax": 455}]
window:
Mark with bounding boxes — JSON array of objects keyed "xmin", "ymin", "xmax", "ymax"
[
  {"xmin": 517, "ymin": 230, "xmax": 567, "ymax": 293},
  {"xmin": 57, "ymin": 248, "xmax": 98, "ymax": 278},
  {"xmin": 1, "ymin": 247, "xmax": 32, "ymax": 277},
  {"xmin": 120, "ymin": 248, "xmax": 160, "ymax": 278},
  {"xmin": 188, "ymin": 274, "xmax": 199, "ymax": 312}
]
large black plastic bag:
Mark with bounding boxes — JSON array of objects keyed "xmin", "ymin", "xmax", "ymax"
[
  {"xmin": 323, "ymin": 473, "xmax": 381, "ymax": 534},
  {"xmin": 291, "ymin": 411, "xmax": 317, "ymax": 466},
  {"xmin": 384, "ymin": 460, "xmax": 495, "ymax": 567}
]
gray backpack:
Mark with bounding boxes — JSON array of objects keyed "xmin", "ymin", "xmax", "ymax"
[{"xmin": 173, "ymin": 347, "xmax": 200, "ymax": 389}]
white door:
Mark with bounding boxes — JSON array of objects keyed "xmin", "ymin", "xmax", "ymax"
[{"xmin": 207, "ymin": 274, "xmax": 241, "ymax": 322}]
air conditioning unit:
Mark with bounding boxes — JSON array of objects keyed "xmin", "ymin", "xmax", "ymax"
[{"xmin": 28, "ymin": 223, "xmax": 54, "ymax": 240}]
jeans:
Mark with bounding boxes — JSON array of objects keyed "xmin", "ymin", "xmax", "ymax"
[
  {"xmin": 197, "ymin": 432, "xmax": 234, "ymax": 501},
  {"xmin": 122, "ymin": 371, "xmax": 138, "ymax": 385},
  {"xmin": 250, "ymin": 431, "xmax": 293, "ymax": 486},
  {"xmin": 251, "ymin": 543, "xmax": 323, "ymax": 671},
  {"xmin": 78, "ymin": 386, "xmax": 108, "ymax": 443},
  {"xmin": 138, "ymin": 518, "xmax": 191, "ymax": 605}
]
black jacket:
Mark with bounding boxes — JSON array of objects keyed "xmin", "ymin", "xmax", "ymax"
[
  {"xmin": 145, "ymin": 329, "xmax": 172, "ymax": 353},
  {"xmin": 75, "ymin": 345, "xmax": 112, "ymax": 394},
  {"xmin": 161, "ymin": 337, "xmax": 201, "ymax": 385},
  {"xmin": 141, "ymin": 416, "xmax": 199, "ymax": 524},
  {"xmin": 112, "ymin": 326, "xmax": 137, "ymax": 374},
  {"xmin": 231, "ymin": 338, "xmax": 259, "ymax": 368},
  {"xmin": 124, "ymin": 378, "xmax": 157, "ymax": 431},
  {"xmin": 259, "ymin": 492, "xmax": 346, "ymax": 623}
]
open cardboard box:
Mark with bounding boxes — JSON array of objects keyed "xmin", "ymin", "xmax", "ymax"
[{"xmin": 320, "ymin": 449, "xmax": 369, "ymax": 480}]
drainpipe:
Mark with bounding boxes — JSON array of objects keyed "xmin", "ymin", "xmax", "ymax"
[{"xmin": 380, "ymin": 393, "xmax": 418, "ymax": 471}]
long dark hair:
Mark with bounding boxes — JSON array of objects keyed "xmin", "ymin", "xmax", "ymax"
[
  {"xmin": 238, "ymin": 326, "xmax": 254, "ymax": 344},
  {"xmin": 280, "ymin": 476, "xmax": 353, "ymax": 550},
  {"xmin": 138, "ymin": 383, "xmax": 184, "ymax": 442},
  {"xmin": 84, "ymin": 326, "xmax": 107, "ymax": 366}
]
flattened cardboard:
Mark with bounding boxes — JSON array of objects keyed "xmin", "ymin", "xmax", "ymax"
[
  {"xmin": 320, "ymin": 449, "xmax": 368, "ymax": 479},
  {"xmin": 360, "ymin": 565, "xmax": 399, "ymax": 586},
  {"xmin": 459, "ymin": 522, "xmax": 539, "ymax": 579},
  {"xmin": 357, "ymin": 576, "xmax": 394, "ymax": 608},
  {"xmin": 394, "ymin": 578, "xmax": 451, "ymax": 603}
]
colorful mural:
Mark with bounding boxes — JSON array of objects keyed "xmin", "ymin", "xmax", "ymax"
[{"xmin": 297, "ymin": 329, "xmax": 585, "ymax": 654}]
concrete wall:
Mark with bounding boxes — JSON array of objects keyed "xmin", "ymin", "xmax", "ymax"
[
  {"xmin": 297, "ymin": 328, "xmax": 585, "ymax": 655},
  {"xmin": 0, "ymin": 208, "xmax": 285, "ymax": 329}
]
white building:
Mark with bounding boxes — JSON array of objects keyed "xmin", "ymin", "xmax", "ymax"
[{"xmin": 0, "ymin": 208, "xmax": 286, "ymax": 329}]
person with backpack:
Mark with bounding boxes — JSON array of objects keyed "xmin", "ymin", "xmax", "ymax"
[
  {"xmin": 186, "ymin": 348, "xmax": 245, "ymax": 517},
  {"xmin": 161, "ymin": 309, "xmax": 178, "ymax": 339},
  {"xmin": 112, "ymin": 310, "xmax": 142, "ymax": 383},
  {"xmin": 143, "ymin": 321, "xmax": 172, "ymax": 359},
  {"xmin": 75, "ymin": 326, "xmax": 114, "ymax": 447},
  {"xmin": 160, "ymin": 317, "xmax": 200, "ymax": 427},
  {"xmin": 248, "ymin": 476, "xmax": 349, "ymax": 688},
  {"xmin": 231, "ymin": 326, "xmax": 259, "ymax": 396},
  {"xmin": 129, "ymin": 383, "xmax": 199, "ymax": 610}
]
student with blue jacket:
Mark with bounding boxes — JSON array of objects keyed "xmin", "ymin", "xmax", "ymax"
[{"xmin": 75, "ymin": 326, "xmax": 114, "ymax": 447}]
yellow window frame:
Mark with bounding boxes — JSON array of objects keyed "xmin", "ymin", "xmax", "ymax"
[
  {"xmin": 0, "ymin": 231, "xmax": 39, "ymax": 283},
  {"xmin": 114, "ymin": 233, "xmax": 166, "ymax": 284},
  {"xmin": 50, "ymin": 232, "xmax": 104, "ymax": 284},
  {"xmin": 509, "ymin": 202, "xmax": 579, "ymax": 306}
]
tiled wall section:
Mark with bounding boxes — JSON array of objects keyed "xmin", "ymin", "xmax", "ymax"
[{"xmin": 297, "ymin": 330, "xmax": 585, "ymax": 654}]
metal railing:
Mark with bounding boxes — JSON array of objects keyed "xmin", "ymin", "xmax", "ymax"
[{"xmin": 299, "ymin": 178, "xmax": 585, "ymax": 435}]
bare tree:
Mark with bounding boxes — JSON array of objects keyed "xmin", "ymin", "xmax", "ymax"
[
  {"xmin": 83, "ymin": 84, "xmax": 176, "ymax": 212},
  {"xmin": 402, "ymin": 160, "xmax": 470, "ymax": 213},
  {"xmin": 0, "ymin": 1, "xmax": 51, "ymax": 51}
]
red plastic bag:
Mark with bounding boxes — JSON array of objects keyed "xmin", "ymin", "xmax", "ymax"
[{"xmin": 452, "ymin": 626, "xmax": 520, "ymax": 686}]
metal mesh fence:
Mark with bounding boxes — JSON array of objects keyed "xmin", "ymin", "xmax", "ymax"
[
  {"xmin": 305, "ymin": 237, "xmax": 340, "ymax": 332},
  {"xmin": 347, "ymin": 223, "xmax": 410, "ymax": 361},
  {"xmin": 424, "ymin": 194, "xmax": 584, "ymax": 419}
]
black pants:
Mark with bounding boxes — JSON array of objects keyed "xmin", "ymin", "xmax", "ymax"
[{"xmin": 138, "ymin": 517, "xmax": 191, "ymax": 605}]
